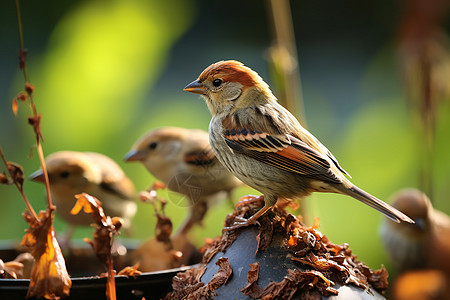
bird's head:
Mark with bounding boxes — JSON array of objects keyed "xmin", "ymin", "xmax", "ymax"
[
  {"xmin": 184, "ymin": 60, "xmax": 276, "ymax": 115},
  {"xmin": 29, "ymin": 151, "xmax": 100, "ymax": 193},
  {"xmin": 124, "ymin": 127, "xmax": 185, "ymax": 174},
  {"xmin": 388, "ymin": 188, "xmax": 432, "ymax": 235}
]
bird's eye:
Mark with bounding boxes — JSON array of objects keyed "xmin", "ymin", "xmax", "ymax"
[
  {"xmin": 212, "ymin": 79, "xmax": 223, "ymax": 87},
  {"xmin": 149, "ymin": 142, "xmax": 158, "ymax": 150},
  {"xmin": 60, "ymin": 171, "xmax": 70, "ymax": 178}
]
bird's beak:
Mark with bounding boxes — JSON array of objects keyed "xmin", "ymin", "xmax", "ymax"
[
  {"xmin": 123, "ymin": 149, "xmax": 146, "ymax": 162},
  {"xmin": 184, "ymin": 80, "xmax": 206, "ymax": 95},
  {"xmin": 29, "ymin": 169, "xmax": 45, "ymax": 182}
]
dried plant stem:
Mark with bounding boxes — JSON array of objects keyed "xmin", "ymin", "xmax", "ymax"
[
  {"xmin": 267, "ymin": 0, "xmax": 306, "ymax": 127},
  {"xmin": 0, "ymin": 147, "xmax": 38, "ymax": 221},
  {"xmin": 106, "ymin": 255, "xmax": 117, "ymax": 300},
  {"xmin": 15, "ymin": 0, "xmax": 53, "ymax": 210},
  {"xmin": 36, "ymin": 143, "xmax": 54, "ymax": 209},
  {"xmin": 15, "ymin": 0, "xmax": 29, "ymax": 82}
]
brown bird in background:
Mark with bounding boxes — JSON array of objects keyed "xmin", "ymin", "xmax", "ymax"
[
  {"xmin": 184, "ymin": 60, "xmax": 414, "ymax": 230},
  {"xmin": 124, "ymin": 127, "xmax": 242, "ymax": 234},
  {"xmin": 380, "ymin": 188, "xmax": 450, "ymax": 274},
  {"xmin": 30, "ymin": 151, "xmax": 137, "ymax": 239}
]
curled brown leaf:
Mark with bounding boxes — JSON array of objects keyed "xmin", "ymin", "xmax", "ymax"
[
  {"xmin": 7, "ymin": 162, "xmax": 24, "ymax": 190},
  {"xmin": 240, "ymin": 262, "xmax": 263, "ymax": 298},
  {"xmin": 21, "ymin": 210, "xmax": 72, "ymax": 299},
  {"xmin": 72, "ymin": 193, "xmax": 123, "ymax": 300},
  {"xmin": 117, "ymin": 264, "xmax": 142, "ymax": 278},
  {"xmin": 12, "ymin": 98, "xmax": 19, "ymax": 116}
]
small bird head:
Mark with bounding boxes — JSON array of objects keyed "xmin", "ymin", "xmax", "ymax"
[
  {"xmin": 124, "ymin": 127, "xmax": 185, "ymax": 175},
  {"xmin": 389, "ymin": 188, "xmax": 432, "ymax": 234},
  {"xmin": 30, "ymin": 151, "xmax": 100, "ymax": 194},
  {"xmin": 184, "ymin": 60, "xmax": 275, "ymax": 115}
]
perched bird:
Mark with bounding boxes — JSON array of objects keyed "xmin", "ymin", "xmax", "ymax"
[
  {"xmin": 30, "ymin": 151, "xmax": 137, "ymax": 238},
  {"xmin": 124, "ymin": 127, "xmax": 242, "ymax": 234},
  {"xmin": 380, "ymin": 188, "xmax": 450, "ymax": 274},
  {"xmin": 184, "ymin": 60, "xmax": 414, "ymax": 230}
]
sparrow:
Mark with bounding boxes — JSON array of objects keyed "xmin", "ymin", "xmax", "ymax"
[
  {"xmin": 124, "ymin": 127, "xmax": 242, "ymax": 234},
  {"xmin": 183, "ymin": 60, "xmax": 414, "ymax": 230},
  {"xmin": 30, "ymin": 151, "xmax": 137, "ymax": 237},
  {"xmin": 380, "ymin": 188, "xmax": 450, "ymax": 274}
]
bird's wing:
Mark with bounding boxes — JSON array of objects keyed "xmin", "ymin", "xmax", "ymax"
[
  {"xmin": 221, "ymin": 115, "xmax": 342, "ymax": 184},
  {"xmin": 184, "ymin": 146, "xmax": 217, "ymax": 167},
  {"xmin": 100, "ymin": 177, "xmax": 136, "ymax": 200},
  {"xmin": 84, "ymin": 152, "xmax": 136, "ymax": 200}
]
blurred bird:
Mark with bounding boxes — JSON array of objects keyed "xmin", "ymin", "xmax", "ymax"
[
  {"xmin": 380, "ymin": 188, "xmax": 450, "ymax": 274},
  {"xmin": 184, "ymin": 60, "xmax": 414, "ymax": 230},
  {"xmin": 30, "ymin": 151, "xmax": 137, "ymax": 239},
  {"xmin": 124, "ymin": 127, "xmax": 242, "ymax": 234}
]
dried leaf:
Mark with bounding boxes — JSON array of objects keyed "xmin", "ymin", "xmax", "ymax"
[
  {"xmin": 164, "ymin": 266, "xmax": 206, "ymax": 300},
  {"xmin": 72, "ymin": 193, "xmax": 123, "ymax": 300},
  {"xmin": 0, "ymin": 259, "xmax": 24, "ymax": 279},
  {"xmin": 209, "ymin": 257, "xmax": 232, "ymax": 290},
  {"xmin": 292, "ymin": 253, "xmax": 346, "ymax": 273},
  {"xmin": 357, "ymin": 264, "xmax": 389, "ymax": 291},
  {"xmin": 240, "ymin": 262, "xmax": 263, "ymax": 298},
  {"xmin": 118, "ymin": 264, "xmax": 142, "ymax": 278},
  {"xmin": 12, "ymin": 98, "xmax": 19, "ymax": 116},
  {"xmin": 255, "ymin": 214, "xmax": 273, "ymax": 254},
  {"xmin": 21, "ymin": 209, "xmax": 72, "ymax": 299},
  {"xmin": 155, "ymin": 214, "xmax": 173, "ymax": 243},
  {"xmin": 7, "ymin": 162, "xmax": 24, "ymax": 191}
]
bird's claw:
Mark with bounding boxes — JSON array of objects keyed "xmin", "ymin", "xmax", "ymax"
[
  {"xmin": 222, "ymin": 218, "xmax": 260, "ymax": 232},
  {"xmin": 234, "ymin": 195, "xmax": 264, "ymax": 209}
]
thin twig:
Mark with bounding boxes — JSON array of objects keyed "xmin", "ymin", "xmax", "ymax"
[
  {"xmin": 15, "ymin": 0, "xmax": 53, "ymax": 210},
  {"xmin": 15, "ymin": 0, "xmax": 29, "ymax": 82},
  {"xmin": 36, "ymin": 143, "xmax": 54, "ymax": 209},
  {"xmin": 0, "ymin": 147, "xmax": 39, "ymax": 221}
]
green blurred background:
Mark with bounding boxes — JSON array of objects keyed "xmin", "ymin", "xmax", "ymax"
[{"xmin": 1, "ymin": 0, "xmax": 450, "ymax": 280}]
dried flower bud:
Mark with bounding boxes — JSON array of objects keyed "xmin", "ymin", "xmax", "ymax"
[
  {"xmin": 153, "ymin": 181, "xmax": 166, "ymax": 190},
  {"xmin": 17, "ymin": 92, "xmax": 28, "ymax": 101},
  {"xmin": 7, "ymin": 162, "xmax": 24, "ymax": 190},
  {"xmin": 111, "ymin": 217, "xmax": 124, "ymax": 231},
  {"xmin": 25, "ymin": 83, "xmax": 34, "ymax": 96},
  {"xmin": 0, "ymin": 172, "xmax": 11, "ymax": 185}
]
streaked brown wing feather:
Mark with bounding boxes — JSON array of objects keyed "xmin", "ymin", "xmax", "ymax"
[
  {"xmin": 184, "ymin": 147, "xmax": 217, "ymax": 166},
  {"xmin": 100, "ymin": 176, "xmax": 136, "ymax": 200},
  {"xmin": 222, "ymin": 115, "xmax": 342, "ymax": 183}
]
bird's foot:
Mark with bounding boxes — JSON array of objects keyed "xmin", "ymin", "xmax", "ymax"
[
  {"xmin": 234, "ymin": 195, "xmax": 264, "ymax": 209},
  {"xmin": 223, "ymin": 204, "xmax": 273, "ymax": 232},
  {"xmin": 223, "ymin": 217, "xmax": 258, "ymax": 232}
]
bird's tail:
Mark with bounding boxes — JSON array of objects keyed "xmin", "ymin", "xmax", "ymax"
[{"xmin": 336, "ymin": 184, "xmax": 414, "ymax": 224}]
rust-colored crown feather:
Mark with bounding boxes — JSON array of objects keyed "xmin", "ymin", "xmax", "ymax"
[{"xmin": 198, "ymin": 60, "xmax": 263, "ymax": 87}]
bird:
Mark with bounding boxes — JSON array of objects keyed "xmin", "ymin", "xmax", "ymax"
[
  {"xmin": 380, "ymin": 188, "xmax": 450, "ymax": 274},
  {"xmin": 123, "ymin": 127, "xmax": 242, "ymax": 234},
  {"xmin": 30, "ymin": 151, "xmax": 137, "ymax": 239},
  {"xmin": 183, "ymin": 60, "xmax": 414, "ymax": 230}
]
